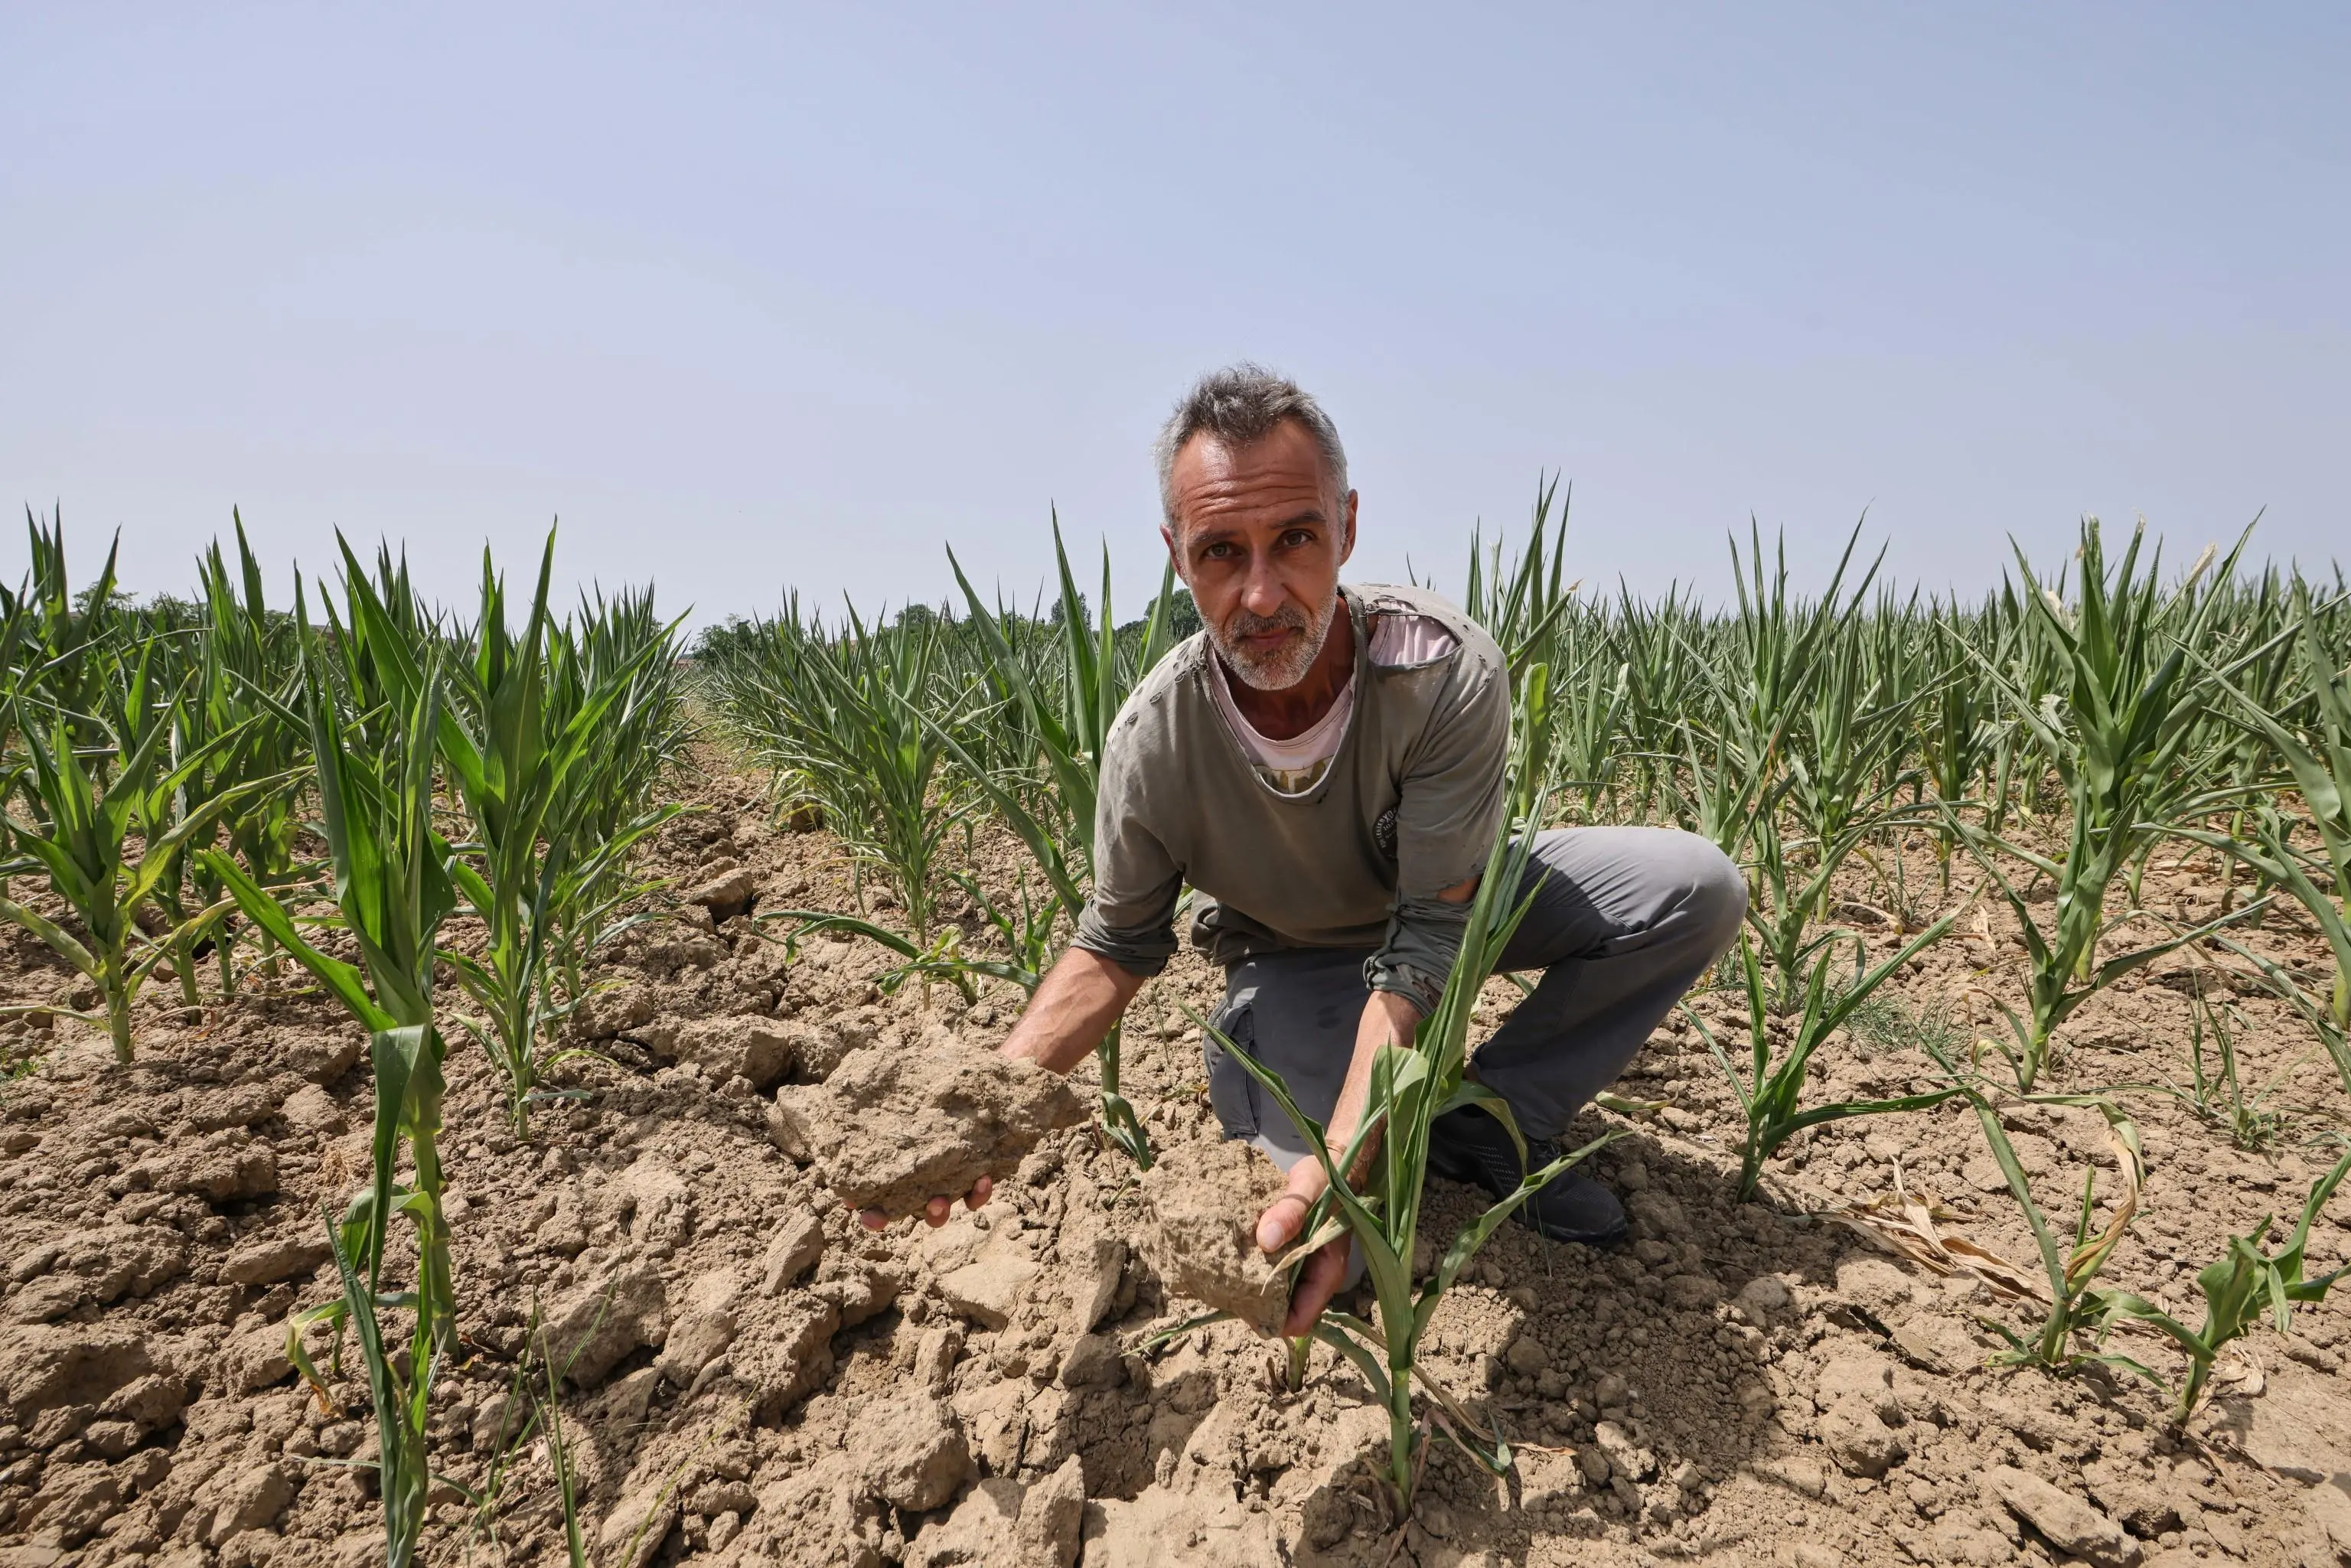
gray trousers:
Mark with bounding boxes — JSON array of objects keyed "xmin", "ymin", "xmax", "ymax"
[{"xmin": 1202, "ymin": 826, "xmax": 1746, "ymax": 1172}]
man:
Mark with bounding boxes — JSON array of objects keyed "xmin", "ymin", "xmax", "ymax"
[{"xmin": 879, "ymin": 364, "xmax": 1745, "ymax": 1335}]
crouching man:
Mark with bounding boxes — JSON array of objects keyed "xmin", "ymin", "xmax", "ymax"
[{"xmin": 872, "ymin": 364, "xmax": 1744, "ymax": 1334}]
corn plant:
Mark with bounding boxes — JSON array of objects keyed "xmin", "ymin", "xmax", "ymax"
[
  {"xmin": 1925, "ymin": 1039, "xmax": 2147, "ymax": 1372},
  {"xmin": 1192, "ymin": 680, "xmax": 1616, "ymax": 1514},
  {"xmin": 1673, "ymin": 525, "xmax": 1893, "ymax": 1009},
  {"xmin": 1685, "ymin": 918, "xmax": 1959, "ymax": 1199},
  {"xmin": 187, "ymin": 517, "xmax": 311, "ymax": 992},
  {"xmin": 6, "ymin": 510, "xmax": 124, "ymax": 744},
  {"xmin": 204, "ymin": 579, "xmax": 461, "ymax": 1374},
  {"xmin": 321, "ymin": 1198, "xmax": 438, "ymax": 1568},
  {"xmin": 2168, "ymin": 579, "xmax": 2351, "ymax": 1033},
  {"xmin": 939, "ymin": 519, "xmax": 1177, "ymax": 1169},
  {"xmin": 705, "ymin": 595, "xmax": 962, "ymax": 936},
  {"xmin": 339, "ymin": 532, "xmax": 683, "ymax": 1133},
  {"xmin": 1947, "ymin": 518, "xmax": 2267, "ymax": 1088},
  {"xmin": 0, "ymin": 679, "xmax": 262, "ymax": 1060},
  {"xmin": 1452, "ymin": 477, "xmax": 1578, "ymax": 680},
  {"xmin": 540, "ymin": 584, "xmax": 693, "ymax": 1006},
  {"xmin": 2089, "ymin": 1146, "xmax": 2351, "ymax": 1423}
]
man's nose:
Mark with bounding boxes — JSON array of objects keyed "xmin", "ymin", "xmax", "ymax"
[{"xmin": 1239, "ymin": 553, "xmax": 1286, "ymax": 617}]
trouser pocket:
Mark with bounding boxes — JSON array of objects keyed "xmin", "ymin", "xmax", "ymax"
[{"xmin": 1200, "ymin": 993, "xmax": 1260, "ymax": 1142}]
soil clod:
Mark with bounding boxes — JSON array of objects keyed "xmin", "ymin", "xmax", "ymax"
[
  {"xmin": 769, "ymin": 1030, "xmax": 1086, "ymax": 1216},
  {"xmin": 1135, "ymin": 1137, "xmax": 1293, "ymax": 1337}
]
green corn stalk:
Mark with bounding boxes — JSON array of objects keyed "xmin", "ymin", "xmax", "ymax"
[
  {"xmin": 204, "ymin": 579, "xmax": 461, "ymax": 1387},
  {"xmin": 2170, "ymin": 579, "xmax": 2351, "ymax": 1032},
  {"xmin": 8, "ymin": 510, "xmax": 125, "ymax": 746},
  {"xmin": 1919, "ymin": 617, "xmax": 2006, "ymax": 891},
  {"xmin": 540, "ymin": 583, "xmax": 693, "ymax": 1008},
  {"xmin": 1609, "ymin": 581, "xmax": 1701, "ymax": 822},
  {"xmin": 1685, "ymin": 918, "xmax": 1959, "ymax": 1199},
  {"xmin": 1452, "ymin": 475, "xmax": 1579, "ymax": 680},
  {"xmin": 1945, "ymin": 517, "xmax": 2270, "ymax": 1088},
  {"xmin": 109, "ymin": 579, "xmax": 305, "ymax": 1012},
  {"xmin": 188, "ymin": 515, "xmax": 311, "ymax": 993},
  {"xmin": 2088, "ymin": 1146, "xmax": 2351, "ymax": 1423},
  {"xmin": 704, "ymin": 594, "xmax": 962, "ymax": 936},
  {"xmin": 1925, "ymin": 1040, "xmax": 2147, "ymax": 1372},
  {"xmin": 940, "ymin": 517, "xmax": 1179, "ymax": 1169},
  {"xmin": 320, "ymin": 1197, "xmax": 439, "ymax": 1567},
  {"xmin": 1189, "ymin": 673, "xmax": 1617, "ymax": 1514},
  {"xmin": 338, "ymin": 530, "xmax": 683, "ymax": 1133},
  {"xmin": 1547, "ymin": 642, "xmax": 1628, "ymax": 824},
  {"xmin": 0, "ymin": 676, "xmax": 262, "ymax": 1060},
  {"xmin": 1674, "ymin": 523, "xmax": 1890, "ymax": 1008}
]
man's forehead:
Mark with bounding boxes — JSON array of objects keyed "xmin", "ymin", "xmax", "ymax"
[{"xmin": 1170, "ymin": 427, "xmax": 1335, "ymax": 513}]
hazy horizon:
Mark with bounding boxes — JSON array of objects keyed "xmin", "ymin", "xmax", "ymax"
[{"xmin": 5, "ymin": 5, "xmax": 2344, "ymax": 627}]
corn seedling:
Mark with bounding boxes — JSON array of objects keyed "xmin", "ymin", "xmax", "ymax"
[
  {"xmin": 205, "ymin": 578, "xmax": 462, "ymax": 1387},
  {"xmin": 707, "ymin": 594, "xmax": 964, "ymax": 936},
  {"xmin": 1948, "ymin": 518, "xmax": 2268, "ymax": 1087},
  {"xmin": 941, "ymin": 518, "xmax": 1178, "ymax": 1169},
  {"xmin": 321, "ymin": 1200, "xmax": 439, "ymax": 1568},
  {"xmin": 1925, "ymin": 1040, "xmax": 2147, "ymax": 1372},
  {"xmin": 6, "ymin": 510, "xmax": 125, "ymax": 745},
  {"xmin": 2173, "ymin": 578, "xmax": 2351, "ymax": 1032},
  {"xmin": 187, "ymin": 516, "xmax": 311, "ymax": 993},
  {"xmin": 2088, "ymin": 1146, "xmax": 2351, "ymax": 1422},
  {"xmin": 1686, "ymin": 919, "xmax": 1959, "ymax": 1199},
  {"xmin": 343, "ymin": 530, "xmax": 684, "ymax": 1133},
  {"xmin": 1191, "ymin": 680, "xmax": 1617, "ymax": 1514},
  {"xmin": 1453, "ymin": 477, "xmax": 1579, "ymax": 680},
  {"xmin": 0, "ymin": 680, "xmax": 263, "ymax": 1059}
]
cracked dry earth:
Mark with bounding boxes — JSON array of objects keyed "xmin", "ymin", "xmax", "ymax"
[{"xmin": 5, "ymin": 751, "xmax": 2351, "ymax": 1567}]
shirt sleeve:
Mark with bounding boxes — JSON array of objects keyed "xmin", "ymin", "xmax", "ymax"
[
  {"xmin": 1071, "ymin": 719, "xmax": 1183, "ymax": 976},
  {"xmin": 1363, "ymin": 648, "xmax": 1511, "ymax": 1012}
]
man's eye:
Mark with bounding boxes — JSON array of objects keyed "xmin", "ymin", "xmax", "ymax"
[
  {"xmin": 1282, "ymin": 530, "xmax": 1315, "ymax": 548},
  {"xmin": 1202, "ymin": 543, "xmax": 1234, "ymax": 559}
]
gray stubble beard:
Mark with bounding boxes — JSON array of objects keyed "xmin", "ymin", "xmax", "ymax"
[{"xmin": 1209, "ymin": 579, "xmax": 1342, "ymax": 693}]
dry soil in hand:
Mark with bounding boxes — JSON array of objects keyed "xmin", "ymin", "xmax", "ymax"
[
  {"xmin": 768, "ymin": 1028, "xmax": 1087, "ymax": 1218},
  {"xmin": 1136, "ymin": 1137, "xmax": 1294, "ymax": 1338}
]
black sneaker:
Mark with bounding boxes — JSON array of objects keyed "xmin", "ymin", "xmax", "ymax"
[{"xmin": 1427, "ymin": 1106, "xmax": 1629, "ymax": 1246}]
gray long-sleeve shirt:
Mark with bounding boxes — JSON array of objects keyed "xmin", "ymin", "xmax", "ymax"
[{"xmin": 1072, "ymin": 583, "xmax": 1510, "ymax": 1012}]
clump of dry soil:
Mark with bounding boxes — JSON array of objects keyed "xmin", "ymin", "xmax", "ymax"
[
  {"xmin": 1136, "ymin": 1138, "xmax": 1293, "ymax": 1338},
  {"xmin": 768, "ymin": 1027, "xmax": 1087, "ymax": 1218}
]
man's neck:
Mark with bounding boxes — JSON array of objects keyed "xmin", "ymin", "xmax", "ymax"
[{"xmin": 1221, "ymin": 595, "xmax": 1357, "ymax": 742}]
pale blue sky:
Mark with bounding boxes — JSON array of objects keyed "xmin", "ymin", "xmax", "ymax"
[{"xmin": 4, "ymin": 5, "xmax": 2344, "ymax": 624}]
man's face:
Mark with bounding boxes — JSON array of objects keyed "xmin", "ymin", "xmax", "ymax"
[{"xmin": 1161, "ymin": 419, "xmax": 1357, "ymax": 691}]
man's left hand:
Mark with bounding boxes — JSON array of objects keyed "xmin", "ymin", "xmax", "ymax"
[{"xmin": 1255, "ymin": 1160, "xmax": 1349, "ymax": 1337}]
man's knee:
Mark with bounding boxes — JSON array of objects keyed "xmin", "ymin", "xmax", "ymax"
[{"xmin": 1668, "ymin": 831, "xmax": 1747, "ymax": 955}]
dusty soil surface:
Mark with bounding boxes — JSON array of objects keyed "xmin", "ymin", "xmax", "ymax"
[{"xmin": 5, "ymin": 744, "xmax": 2351, "ymax": 1567}]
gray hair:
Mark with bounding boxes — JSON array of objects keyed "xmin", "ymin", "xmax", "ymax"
[{"xmin": 1153, "ymin": 363, "xmax": 1349, "ymax": 528}]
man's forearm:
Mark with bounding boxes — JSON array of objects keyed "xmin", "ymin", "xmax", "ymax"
[
  {"xmin": 1322, "ymin": 988, "xmax": 1424, "ymax": 1186},
  {"xmin": 1001, "ymin": 946, "xmax": 1147, "ymax": 1074}
]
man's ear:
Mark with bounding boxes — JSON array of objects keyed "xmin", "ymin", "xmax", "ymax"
[
  {"xmin": 1159, "ymin": 522, "xmax": 1186, "ymax": 582},
  {"xmin": 1338, "ymin": 491, "xmax": 1359, "ymax": 566}
]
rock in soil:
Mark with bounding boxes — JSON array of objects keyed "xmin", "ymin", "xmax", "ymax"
[
  {"xmin": 1134, "ymin": 1138, "xmax": 1292, "ymax": 1338},
  {"xmin": 851, "ymin": 1394, "xmax": 974, "ymax": 1511},
  {"xmin": 544, "ymin": 1258, "xmax": 669, "ymax": 1387},
  {"xmin": 768, "ymin": 1030, "xmax": 1086, "ymax": 1217},
  {"xmin": 1987, "ymin": 1465, "xmax": 2141, "ymax": 1568}
]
